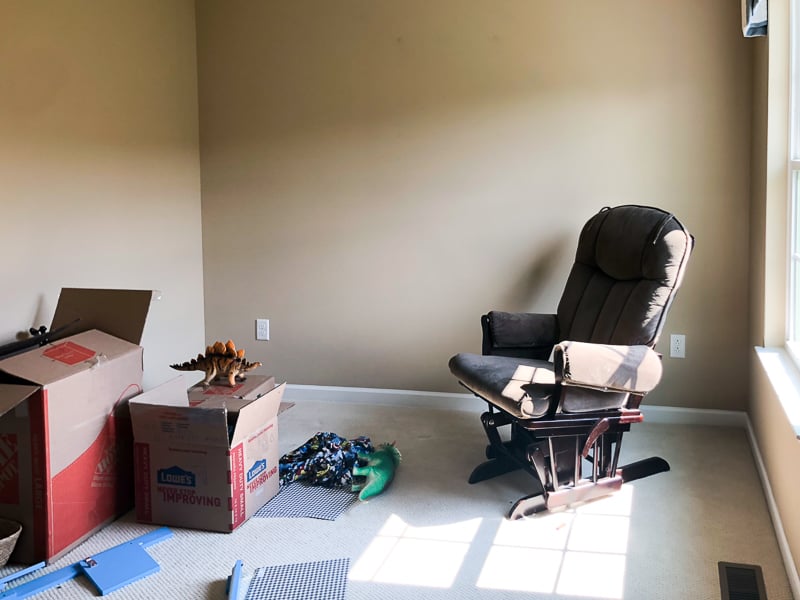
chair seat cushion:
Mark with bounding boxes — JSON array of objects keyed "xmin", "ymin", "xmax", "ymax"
[
  {"xmin": 449, "ymin": 352, "xmax": 630, "ymax": 418},
  {"xmin": 449, "ymin": 353, "xmax": 555, "ymax": 418}
]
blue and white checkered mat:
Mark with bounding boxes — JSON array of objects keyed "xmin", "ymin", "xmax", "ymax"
[
  {"xmin": 254, "ymin": 483, "xmax": 359, "ymax": 520},
  {"xmin": 243, "ymin": 558, "xmax": 350, "ymax": 600}
]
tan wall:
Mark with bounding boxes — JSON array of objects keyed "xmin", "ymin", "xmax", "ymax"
[
  {"xmin": 0, "ymin": 1, "xmax": 205, "ymax": 388},
  {"xmin": 197, "ymin": 0, "xmax": 752, "ymax": 408}
]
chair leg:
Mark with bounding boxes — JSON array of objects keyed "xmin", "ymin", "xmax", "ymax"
[
  {"xmin": 592, "ymin": 430, "xmax": 670, "ymax": 482},
  {"xmin": 469, "ymin": 412, "xmax": 545, "ymax": 495},
  {"xmin": 469, "ymin": 411, "xmax": 525, "ymax": 483},
  {"xmin": 469, "ymin": 457, "xmax": 521, "ymax": 483},
  {"xmin": 618, "ymin": 457, "xmax": 670, "ymax": 482},
  {"xmin": 507, "ymin": 461, "xmax": 627, "ymax": 520},
  {"xmin": 584, "ymin": 431, "xmax": 620, "ymax": 480},
  {"xmin": 549, "ymin": 436, "xmax": 579, "ymax": 487},
  {"xmin": 508, "ymin": 493, "xmax": 549, "ymax": 519},
  {"xmin": 529, "ymin": 475, "xmax": 624, "ymax": 518}
]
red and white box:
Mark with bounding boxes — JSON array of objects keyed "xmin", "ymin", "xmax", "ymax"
[{"xmin": 0, "ymin": 288, "xmax": 151, "ymax": 563}]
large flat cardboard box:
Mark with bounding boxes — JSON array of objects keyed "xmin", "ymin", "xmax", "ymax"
[
  {"xmin": 0, "ymin": 288, "xmax": 152, "ymax": 563},
  {"xmin": 131, "ymin": 376, "xmax": 284, "ymax": 532}
]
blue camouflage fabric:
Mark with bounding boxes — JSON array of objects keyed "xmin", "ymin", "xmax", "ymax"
[{"xmin": 279, "ymin": 431, "xmax": 373, "ymax": 487}]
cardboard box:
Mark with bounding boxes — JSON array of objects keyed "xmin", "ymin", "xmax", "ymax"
[
  {"xmin": 131, "ymin": 376, "xmax": 285, "ymax": 532},
  {"xmin": 186, "ymin": 375, "xmax": 276, "ymax": 409},
  {"xmin": 0, "ymin": 288, "xmax": 152, "ymax": 563}
]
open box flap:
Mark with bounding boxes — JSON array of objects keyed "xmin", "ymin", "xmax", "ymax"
[
  {"xmin": 0, "ymin": 383, "xmax": 39, "ymax": 419},
  {"xmin": 130, "ymin": 377, "xmax": 230, "ymax": 447},
  {"xmin": 0, "ymin": 329, "xmax": 141, "ymax": 386},
  {"xmin": 50, "ymin": 288, "xmax": 153, "ymax": 345},
  {"xmin": 231, "ymin": 382, "xmax": 285, "ymax": 446},
  {"xmin": 132, "ymin": 377, "xmax": 188, "ymax": 408}
]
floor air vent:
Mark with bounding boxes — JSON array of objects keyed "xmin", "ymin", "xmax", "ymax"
[{"xmin": 719, "ymin": 562, "xmax": 767, "ymax": 600}]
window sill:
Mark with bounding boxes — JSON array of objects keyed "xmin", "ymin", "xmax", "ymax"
[{"xmin": 755, "ymin": 346, "xmax": 800, "ymax": 439}]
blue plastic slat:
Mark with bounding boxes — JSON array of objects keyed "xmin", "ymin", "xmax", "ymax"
[
  {"xmin": 228, "ymin": 560, "xmax": 244, "ymax": 600},
  {"xmin": 79, "ymin": 527, "xmax": 173, "ymax": 596},
  {"xmin": 0, "ymin": 527, "xmax": 172, "ymax": 599},
  {"xmin": 0, "ymin": 562, "xmax": 45, "ymax": 589},
  {"xmin": 0, "ymin": 564, "xmax": 81, "ymax": 599}
]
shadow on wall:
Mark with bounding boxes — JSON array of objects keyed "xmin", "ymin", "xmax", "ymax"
[{"xmin": 500, "ymin": 237, "xmax": 572, "ymax": 310}]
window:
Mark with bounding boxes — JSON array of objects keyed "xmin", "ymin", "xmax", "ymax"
[
  {"xmin": 789, "ymin": 172, "xmax": 800, "ymax": 345},
  {"xmin": 788, "ymin": 0, "xmax": 800, "ymax": 361},
  {"xmin": 757, "ymin": 0, "xmax": 800, "ymax": 438}
]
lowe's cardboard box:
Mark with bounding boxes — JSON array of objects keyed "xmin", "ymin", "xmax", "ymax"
[
  {"xmin": 0, "ymin": 288, "xmax": 152, "ymax": 563},
  {"xmin": 131, "ymin": 376, "xmax": 284, "ymax": 532}
]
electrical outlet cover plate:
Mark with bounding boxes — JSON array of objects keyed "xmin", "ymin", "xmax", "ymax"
[{"xmin": 670, "ymin": 334, "xmax": 685, "ymax": 358}]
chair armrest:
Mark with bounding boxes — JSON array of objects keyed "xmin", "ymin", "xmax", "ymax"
[
  {"xmin": 482, "ymin": 311, "xmax": 558, "ymax": 359},
  {"xmin": 552, "ymin": 341, "xmax": 663, "ymax": 394}
]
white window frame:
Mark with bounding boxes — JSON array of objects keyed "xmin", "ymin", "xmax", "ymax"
[{"xmin": 788, "ymin": 0, "xmax": 800, "ymax": 365}]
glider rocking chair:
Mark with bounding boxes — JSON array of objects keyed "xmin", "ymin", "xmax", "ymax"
[{"xmin": 449, "ymin": 205, "xmax": 693, "ymax": 519}]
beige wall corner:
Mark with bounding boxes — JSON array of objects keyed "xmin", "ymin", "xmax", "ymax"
[{"xmin": 0, "ymin": 1, "xmax": 205, "ymax": 388}]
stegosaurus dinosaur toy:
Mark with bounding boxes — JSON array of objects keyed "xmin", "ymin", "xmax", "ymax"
[{"xmin": 170, "ymin": 339, "xmax": 262, "ymax": 387}]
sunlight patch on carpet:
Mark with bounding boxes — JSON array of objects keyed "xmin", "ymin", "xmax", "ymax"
[
  {"xmin": 349, "ymin": 514, "xmax": 482, "ymax": 588},
  {"xmin": 477, "ymin": 485, "xmax": 633, "ymax": 598}
]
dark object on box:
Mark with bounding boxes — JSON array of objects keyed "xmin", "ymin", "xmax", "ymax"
[
  {"xmin": 0, "ymin": 320, "xmax": 78, "ymax": 361},
  {"xmin": 0, "ymin": 285, "xmax": 149, "ymax": 362}
]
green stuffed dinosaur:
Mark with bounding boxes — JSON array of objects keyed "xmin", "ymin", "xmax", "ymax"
[{"xmin": 352, "ymin": 443, "xmax": 401, "ymax": 501}]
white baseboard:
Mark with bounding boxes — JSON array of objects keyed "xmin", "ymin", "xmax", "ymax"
[
  {"xmin": 285, "ymin": 384, "xmax": 749, "ymax": 426},
  {"xmin": 284, "ymin": 384, "xmax": 485, "ymax": 412},
  {"xmin": 284, "ymin": 383, "xmax": 799, "ymax": 594},
  {"xmin": 640, "ymin": 405, "xmax": 749, "ymax": 427}
]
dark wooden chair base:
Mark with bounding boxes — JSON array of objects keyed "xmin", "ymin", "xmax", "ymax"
[{"xmin": 469, "ymin": 405, "xmax": 670, "ymax": 519}]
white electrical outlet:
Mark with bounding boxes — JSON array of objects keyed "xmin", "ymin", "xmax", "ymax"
[
  {"xmin": 670, "ymin": 334, "xmax": 685, "ymax": 358},
  {"xmin": 256, "ymin": 319, "xmax": 270, "ymax": 341}
]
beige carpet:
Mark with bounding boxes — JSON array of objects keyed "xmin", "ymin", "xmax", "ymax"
[{"xmin": 0, "ymin": 398, "xmax": 793, "ymax": 599}]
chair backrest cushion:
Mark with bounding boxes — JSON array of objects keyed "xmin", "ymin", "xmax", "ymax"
[{"xmin": 556, "ymin": 205, "xmax": 693, "ymax": 347}]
